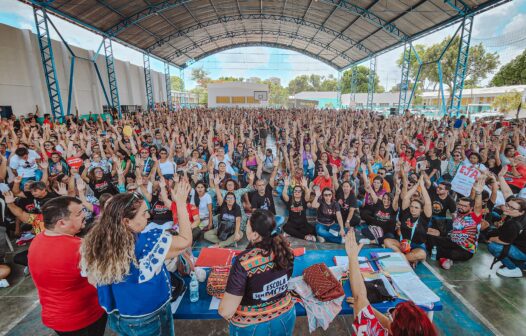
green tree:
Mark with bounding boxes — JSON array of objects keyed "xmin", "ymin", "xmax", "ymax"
[
  {"xmin": 341, "ymin": 65, "xmax": 384, "ymax": 93},
  {"xmin": 287, "ymin": 75, "xmax": 313, "ymax": 94},
  {"xmin": 190, "ymin": 86, "xmax": 207, "ymax": 104},
  {"xmin": 320, "ymin": 77, "xmax": 338, "ymax": 91},
  {"xmin": 191, "ymin": 66, "xmax": 210, "ymax": 87},
  {"xmin": 216, "ymin": 76, "xmax": 244, "ymax": 82},
  {"xmin": 491, "ymin": 49, "xmax": 526, "ymax": 86},
  {"xmin": 492, "ymin": 90, "xmax": 522, "ymax": 113},
  {"xmin": 396, "ymin": 37, "xmax": 499, "ymax": 96},
  {"xmin": 170, "ymin": 76, "xmax": 184, "ymax": 91},
  {"xmin": 263, "ymin": 79, "xmax": 289, "ymax": 106}
]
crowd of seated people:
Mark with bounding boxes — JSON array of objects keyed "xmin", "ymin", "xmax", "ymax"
[{"xmin": 0, "ymin": 107, "xmax": 525, "ymax": 335}]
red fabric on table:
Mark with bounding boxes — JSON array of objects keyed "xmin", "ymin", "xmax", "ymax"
[{"xmin": 195, "ymin": 247, "xmax": 235, "ymax": 267}]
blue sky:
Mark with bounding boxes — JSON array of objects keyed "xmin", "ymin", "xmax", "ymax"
[{"xmin": 1, "ymin": 0, "xmax": 525, "ymax": 90}]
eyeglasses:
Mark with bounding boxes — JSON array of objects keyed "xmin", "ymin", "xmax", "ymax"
[
  {"xmin": 323, "ymin": 193, "xmax": 332, "ymax": 197},
  {"xmin": 125, "ymin": 192, "xmax": 143, "ymax": 208},
  {"xmin": 160, "ymin": 152, "xmax": 167, "ymax": 155}
]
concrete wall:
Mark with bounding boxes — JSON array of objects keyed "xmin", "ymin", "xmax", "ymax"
[
  {"xmin": 0, "ymin": 24, "xmax": 167, "ymax": 117},
  {"xmin": 208, "ymin": 82, "xmax": 269, "ymax": 108}
]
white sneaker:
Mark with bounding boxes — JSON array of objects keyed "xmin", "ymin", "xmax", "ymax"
[
  {"xmin": 0, "ymin": 279, "xmax": 9, "ymax": 288},
  {"xmin": 497, "ymin": 267, "xmax": 523, "ymax": 278},
  {"xmin": 317, "ymin": 236, "xmax": 326, "ymax": 243}
]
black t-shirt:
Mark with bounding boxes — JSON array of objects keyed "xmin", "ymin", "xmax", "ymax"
[
  {"xmin": 498, "ymin": 216, "xmax": 526, "ymax": 253},
  {"xmin": 399, "ymin": 208, "xmax": 429, "ymax": 245},
  {"xmin": 426, "ymin": 158, "xmax": 441, "ymax": 177},
  {"xmin": 285, "ymin": 198, "xmax": 308, "ymax": 226},
  {"xmin": 88, "ymin": 174, "xmax": 118, "ymax": 199},
  {"xmin": 20, "ymin": 191, "xmax": 60, "ymax": 214},
  {"xmin": 428, "ymin": 185, "xmax": 456, "ymax": 218},
  {"xmin": 150, "ymin": 195, "xmax": 173, "ymax": 224},
  {"xmin": 219, "ymin": 203, "xmax": 242, "ymax": 225},
  {"xmin": 314, "ymin": 161, "xmax": 332, "ymax": 177},
  {"xmin": 335, "ymin": 192, "xmax": 357, "ymax": 221},
  {"xmin": 317, "ymin": 200, "xmax": 341, "ymax": 225},
  {"xmin": 371, "ymin": 203, "xmax": 397, "ymax": 234},
  {"xmin": 250, "ymin": 184, "xmax": 276, "ymax": 214},
  {"xmin": 225, "ymin": 247, "xmax": 293, "ymax": 307}
]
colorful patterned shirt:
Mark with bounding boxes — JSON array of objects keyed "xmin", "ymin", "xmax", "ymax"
[
  {"xmin": 353, "ymin": 304, "xmax": 388, "ymax": 336},
  {"xmin": 225, "ymin": 247, "xmax": 294, "ymax": 326},
  {"xmin": 450, "ymin": 212, "xmax": 482, "ymax": 254}
]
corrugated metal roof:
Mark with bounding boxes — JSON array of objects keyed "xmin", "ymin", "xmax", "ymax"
[{"xmin": 22, "ymin": 0, "xmax": 511, "ymax": 70}]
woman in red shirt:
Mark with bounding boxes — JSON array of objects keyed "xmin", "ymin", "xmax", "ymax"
[{"xmin": 345, "ymin": 230, "xmax": 437, "ymax": 336}]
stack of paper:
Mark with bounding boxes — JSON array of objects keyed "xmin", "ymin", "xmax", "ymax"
[
  {"xmin": 390, "ymin": 272, "xmax": 440, "ymax": 306},
  {"xmin": 372, "ymin": 252, "xmax": 413, "ymax": 274}
]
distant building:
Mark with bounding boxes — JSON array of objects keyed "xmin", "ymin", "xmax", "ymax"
[
  {"xmin": 293, "ymin": 91, "xmax": 399, "ymax": 109},
  {"xmin": 208, "ymin": 82, "xmax": 269, "ymax": 108},
  {"xmin": 421, "ymin": 85, "xmax": 526, "ymax": 111}
]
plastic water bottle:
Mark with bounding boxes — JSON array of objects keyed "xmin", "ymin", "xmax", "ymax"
[
  {"xmin": 431, "ymin": 246, "xmax": 437, "ymax": 261},
  {"xmin": 189, "ymin": 271, "xmax": 199, "ymax": 303}
]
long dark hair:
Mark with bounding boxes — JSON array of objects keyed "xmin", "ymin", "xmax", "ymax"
[
  {"xmin": 193, "ymin": 181, "xmax": 207, "ymax": 208},
  {"xmin": 249, "ymin": 209, "xmax": 294, "ymax": 271}
]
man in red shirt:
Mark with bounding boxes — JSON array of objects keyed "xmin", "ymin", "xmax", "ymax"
[{"xmin": 26, "ymin": 196, "xmax": 106, "ymax": 335}]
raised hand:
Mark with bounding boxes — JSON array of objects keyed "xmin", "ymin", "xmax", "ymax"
[
  {"xmin": 174, "ymin": 180, "xmax": 191, "ymax": 204},
  {"xmin": 76, "ymin": 178, "xmax": 86, "ymax": 192},
  {"xmin": 54, "ymin": 182, "xmax": 68, "ymax": 196},
  {"xmin": 3, "ymin": 191, "xmax": 16, "ymax": 204}
]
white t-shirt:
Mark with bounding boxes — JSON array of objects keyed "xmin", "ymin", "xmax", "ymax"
[
  {"xmin": 190, "ymin": 190, "xmax": 212, "ymax": 219},
  {"xmin": 9, "ymin": 149, "xmax": 40, "ymax": 178}
]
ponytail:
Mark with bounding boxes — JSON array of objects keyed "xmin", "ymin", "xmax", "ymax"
[{"xmin": 250, "ymin": 209, "xmax": 294, "ymax": 271}]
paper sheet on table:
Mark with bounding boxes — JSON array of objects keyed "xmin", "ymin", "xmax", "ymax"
[
  {"xmin": 209, "ymin": 296, "xmax": 221, "ymax": 310},
  {"xmin": 375, "ymin": 252, "xmax": 413, "ymax": 274},
  {"xmin": 333, "ymin": 256, "xmax": 374, "ymax": 273},
  {"xmin": 390, "ymin": 272, "xmax": 440, "ymax": 306},
  {"xmin": 170, "ymin": 290, "xmax": 186, "ymax": 313}
]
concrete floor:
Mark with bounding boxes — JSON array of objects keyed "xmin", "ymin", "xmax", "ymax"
[{"xmin": 2, "ymin": 232, "xmax": 525, "ymax": 336}]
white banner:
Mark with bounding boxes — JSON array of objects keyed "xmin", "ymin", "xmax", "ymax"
[{"xmin": 451, "ymin": 165, "xmax": 481, "ymax": 197}]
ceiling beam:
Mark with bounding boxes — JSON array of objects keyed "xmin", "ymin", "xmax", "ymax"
[
  {"xmin": 179, "ymin": 41, "xmax": 342, "ymax": 70},
  {"xmin": 166, "ymin": 29, "xmax": 354, "ymax": 68},
  {"xmin": 146, "ymin": 14, "xmax": 373, "ymax": 56}
]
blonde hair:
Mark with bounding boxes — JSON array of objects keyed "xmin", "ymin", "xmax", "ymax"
[{"xmin": 80, "ymin": 193, "xmax": 143, "ymax": 285}]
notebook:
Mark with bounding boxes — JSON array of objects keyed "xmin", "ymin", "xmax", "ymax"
[{"xmin": 195, "ymin": 248, "xmax": 235, "ymax": 267}]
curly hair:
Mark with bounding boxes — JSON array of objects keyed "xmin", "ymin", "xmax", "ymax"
[
  {"xmin": 249, "ymin": 209, "xmax": 294, "ymax": 271},
  {"xmin": 80, "ymin": 193, "xmax": 143, "ymax": 285}
]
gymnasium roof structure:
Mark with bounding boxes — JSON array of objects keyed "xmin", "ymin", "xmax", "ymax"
[{"xmin": 23, "ymin": 0, "xmax": 511, "ymax": 70}]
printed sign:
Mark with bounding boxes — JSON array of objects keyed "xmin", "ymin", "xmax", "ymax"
[{"xmin": 451, "ymin": 165, "xmax": 480, "ymax": 196}]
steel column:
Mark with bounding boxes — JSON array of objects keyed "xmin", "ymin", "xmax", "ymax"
[
  {"xmin": 450, "ymin": 15, "xmax": 473, "ymax": 114},
  {"xmin": 33, "ymin": 7, "xmax": 64, "ymax": 120},
  {"xmin": 438, "ymin": 62, "xmax": 447, "ymax": 115},
  {"xmin": 164, "ymin": 62, "xmax": 173, "ymax": 111},
  {"xmin": 398, "ymin": 43, "xmax": 412, "ymax": 114},
  {"xmin": 104, "ymin": 38, "xmax": 121, "ymax": 118},
  {"xmin": 336, "ymin": 71, "xmax": 342, "ymax": 109},
  {"xmin": 143, "ymin": 54, "xmax": 154, "ymax": 111},
  {"xmin": 366, "ymin": 57, "xmax": 376, "ymax": 111},
  {"xmin": 179, "ymin": 69, "xmax": 186, "ymax": 108},
  {"xmin": 350, "ymin": 66, "xmax": 358, "ymax": 105}
]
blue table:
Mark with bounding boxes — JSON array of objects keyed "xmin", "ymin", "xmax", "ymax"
[{"xmin": 174, "ymin": 248, "xmax": 443, "ymax": 319}]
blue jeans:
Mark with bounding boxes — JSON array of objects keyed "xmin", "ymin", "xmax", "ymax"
[
  {"xmin": 488, "ymin": 242, "xmax": 526, "ymax": 270},
  {"xmin": 229, "ymin": 307, "xmax": 296, "ymax": 336},
  {"xmin": 275, "ymin": 215, "xmax": 285, "ymax": 228},
  {"xmin": 315, "ymin": 222, "xmax": 346, "ymax": 243},
  {"xmin": 108, "ymin": 303, "xmax": 174, "ymax": 336}
]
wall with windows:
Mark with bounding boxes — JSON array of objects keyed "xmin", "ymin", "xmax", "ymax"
[
  {"xmin": 0, "ymin": 24, "xmax": 166, "ymax": 117},
  {"xmin": 207, "ymin": 82, "xmax": 269, "ymax": 108}
]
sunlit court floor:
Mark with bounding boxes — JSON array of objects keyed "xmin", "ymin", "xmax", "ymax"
[{"xmin": 2, "ymin": 222, "xmax": 525, "ymax": 336}]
